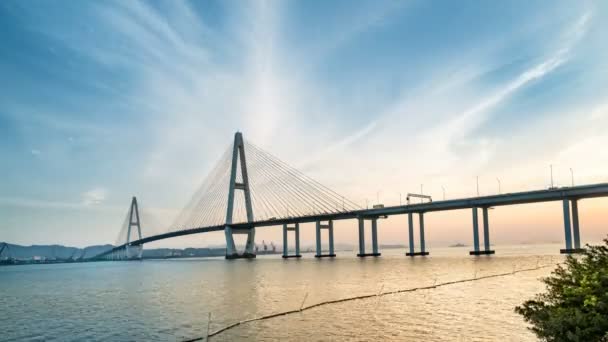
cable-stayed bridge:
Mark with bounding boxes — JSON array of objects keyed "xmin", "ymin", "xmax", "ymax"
[{"xmin": 94, "ymin": 132, "xmax": 608, "ymax": 260}]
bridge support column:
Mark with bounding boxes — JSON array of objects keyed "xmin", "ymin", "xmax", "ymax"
[
  {"xmin": 316, "ymin": 221, "xmax": 321, "ymax": 256},
  {"xmin": 357, "ymin": 217, "xmax": 381, "ymax": 257},
  {"xmin": 315, "ymin": 220, "xmax": 336, "ymax": 258},
  {"xmin": 282, "ymin": 223, "xmax": 301, "ymax": 258},
  {"xmin": 407, "ymin": 213, "xmax": 429, "ymax": 256},
  {"xmin": 471, "ymin": 207, "xmax": 495, "ymax": 255},
  {"xmin": 469, "ymin": 207, "xmax": 480, "ymax": 255},
  {"xmin": 406, "ymin": 213, "xmax": 415, "ymax": 255},
  {"xmin": 283, "ymin": 224, "xmax": 288, "ymax": 256},
  {"xmin": 483, "ymin": 207, "xmax": 490, "ymax": 252},
  {"xmin": 561, "ymin": 199, "xmax": 585, "ymax": 254},
  {"xmin": 125, "ymin": 196, "xmax": 144, "ymax": 260},
  {"xmin": 328, "ymin": 220, "xmax": 335, "ymax": 256},
  {"xmin": 420, "ymin": 213, "xmax": 426, "ymax": 254},
  {"xmin": 560, "ymin": 199, "xmax": 573, "ymax": 254},
  {"xmin": 371, "ymin": 218, "xmax": 379, "ymax": 255},
  {"xmin": 572, "ymin": 200, "xmax": 581, "ymax": 250},
  {"xmin": 358, "ymin": 218, "xmax": 365, "ymax": 256}
]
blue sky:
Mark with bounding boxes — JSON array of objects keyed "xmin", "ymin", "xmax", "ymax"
[{"xmin": 1, "ymin": 1, "xmax": 608, "ymax": 247}]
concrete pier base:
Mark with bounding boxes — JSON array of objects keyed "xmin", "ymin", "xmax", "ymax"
[
  {"xmin": 282, "ymin": 254, "xmax": 302, "ymax": 258},
  {"xmin": 226, "ymin": 253, "xmax": 256, "ymax": 260},
  {"xmin": 357, "ymin": 252, "xmax": 381, "ymax": 257},
  {"xmin": 469, "ymin": 250, "xmax": 495, "ymax": 256},
  {"xmin": 560, "ymin": 248, "xmax": 586, "ymax": 254},
  {"xmin": 314, "ymin": 254, "xmax": 336, "ymax": 258},
  {"xmin": 406, "ymin": 251, "xmax": 429, "ymax": 256}
]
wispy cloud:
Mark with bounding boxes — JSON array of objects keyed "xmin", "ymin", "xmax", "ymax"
[
  {"xmin": 299, "ymin": 120, "xmax": 378, "ymax": 169},
  {"xmin": 296, "ymin": 9, "xmax": 597, "ymax": 202},
  {"xmin": 0, "ymin": 196, "xmax": 118, "ymax": 212},
  {"xmin": 428, "ymin": 11, "xmax": 592, "ymax": 144},
  {"xmin": 82, "ymin": 187, "xmax": 107, "ymax": 206},
  {"xmin": 590, "ymin": 102, "xmax": 608, "ymax": 120}
]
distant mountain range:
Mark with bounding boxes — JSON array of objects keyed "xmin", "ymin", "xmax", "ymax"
[
  {"xmin": 0, "ymin": 242, "xmax": 408, "ymax": 262},
  {"xmin": 0, "ymin": 242, "xmax": 113, "ymax": 260},
  {"xmin": 0, "ymin": 242, "xmax": 230, "ymax": 261}
]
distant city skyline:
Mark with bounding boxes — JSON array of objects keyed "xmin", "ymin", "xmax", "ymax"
[{"xmin": 1, "ymin": 1, "xmax": 608, "ymax": 247}]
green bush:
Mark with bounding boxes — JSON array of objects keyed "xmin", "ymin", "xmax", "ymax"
[{"xmin": 516, "ymin": 238, "xmax": 608, "ymax": 341}]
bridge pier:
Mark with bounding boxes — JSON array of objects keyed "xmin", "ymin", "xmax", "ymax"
[
  {"xmin": 225, "ymin": 226, "xmax": 256, "ymax": 259},
  {"xmin": 315, "ymin": 220, "xmax": 336, "ymax": 258},
  {"xmin": 114, "ymin": 248, "xmax": 124, "ymax": 260},
  {"xmin": 470, "ymin": 207, "xmax": 495, "ymax": 255},
  {"xmin": 406, "ymin": 212, "xmax": 429, "ymax": 256},
  {"xmin": 357, "ymin": 217, "xmax": 381, "ymax": 257},
  {"xmin": 560, "ymin": 199, "xmax": 585, "ymax": 254},
  {"xmin": 126, "ymin": 244, "xmax": 143, "ymax": 259},
  {"xmin": 282, "ymin": 223, "xmax": 301, "ymax": 258},
  {"xmin": 117, "ymin": 249, "xmax": 126, "ymax": 261}
]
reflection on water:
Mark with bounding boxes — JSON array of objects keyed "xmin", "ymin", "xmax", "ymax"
[{"xmin": 1, "ymin": 244, "xmax": 562, "ymax": 341}]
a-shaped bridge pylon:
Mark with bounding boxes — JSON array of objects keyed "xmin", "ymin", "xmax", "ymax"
[
  {"xmin": 163, "ymin": 131, "xmax": 362, "ymax": 259},
  {"xmin": 224, "ymin": 132, "xmax": 256, "ymax": 259},
  {"xmin": 109, "ymin": 196, "xmax": 144, "ymax": 260}
]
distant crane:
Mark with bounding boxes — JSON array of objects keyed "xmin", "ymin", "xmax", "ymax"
[{"xmin": 255, "ymin": 240, "xmax": 277, "ymax": 253}]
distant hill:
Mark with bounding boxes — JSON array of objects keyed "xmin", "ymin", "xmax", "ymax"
[
  {"xmin": 0, "ymin": 242, "xmax": 113, "ymax": 260},
  {"xmin": 0, "ymin": 242, "xmax": 229, "ymax": 260}
]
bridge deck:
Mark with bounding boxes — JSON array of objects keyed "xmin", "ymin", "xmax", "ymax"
[{"xmin": 95, "ymin": 183, "xmax": 608, "ymax": 258}]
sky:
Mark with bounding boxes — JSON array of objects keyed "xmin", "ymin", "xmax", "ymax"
[{"xmin": 1, "ymin": 0, "xmax": 608, "ymax": 249}]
